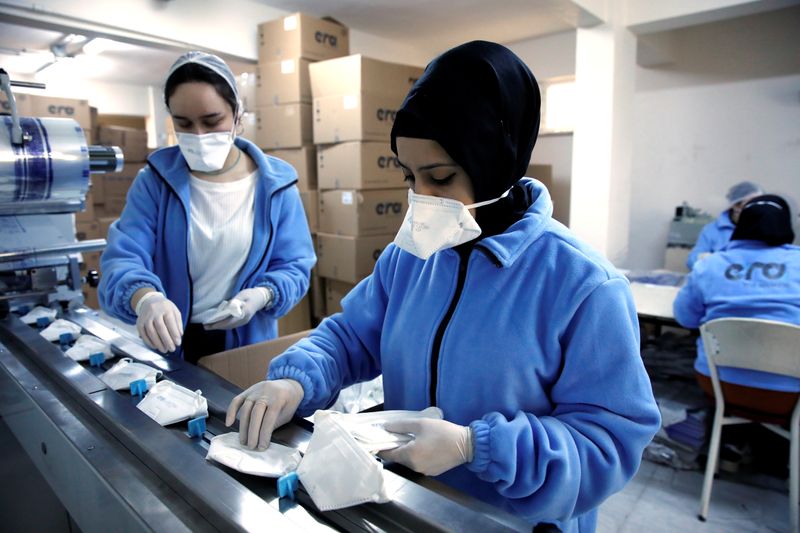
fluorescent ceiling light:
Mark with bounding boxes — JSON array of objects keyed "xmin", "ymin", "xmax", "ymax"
[
  {"xmin": 82, "ymin": 37, "xmax": 138, "ymax": 55},
  {"xmin": 2, "ymin": 51, "xmax": 55, "ymax": 74}
]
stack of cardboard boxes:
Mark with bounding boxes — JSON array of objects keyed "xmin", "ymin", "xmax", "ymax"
[
  {"xmin": 310, "ymin": 54, "xmax": 423, "ymax": 315},
  {"xmin": 256, "ymin": 12, "xmax": 350, "ymax": 332},
  {"xmin": 77, "ymin": 120, "xmax": 150, "ymax": 307}
]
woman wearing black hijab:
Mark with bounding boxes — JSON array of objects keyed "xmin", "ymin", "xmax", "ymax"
[
  {"xmin": 228, "ymin": 41, "xmax": 660, "ymax": 531},
  {"xmin": 675, "ymin": 194, "xmax": 800, "ymax": 417}
]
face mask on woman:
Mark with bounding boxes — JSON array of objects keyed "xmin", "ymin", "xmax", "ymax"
[
  {"xmin": 393, "ymin": 188, "xmax": 510, "ymax": 260},
  {"xmin": 176, "ymin": 121, "xmax": 236, "ymax": 172}
]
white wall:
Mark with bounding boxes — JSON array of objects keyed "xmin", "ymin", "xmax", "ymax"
[
  {"xmin": 625, "ymin": 6, "xmax": 800, "ymax": 269},
  {"xmin": 508, "ymin": 31, "xmax": 577, "ymax": 224}
]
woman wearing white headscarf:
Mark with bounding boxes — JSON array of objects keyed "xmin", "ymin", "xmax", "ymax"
[{"xmin": 99, "ymin": 51, "xmax": 315, "ymax": 362}]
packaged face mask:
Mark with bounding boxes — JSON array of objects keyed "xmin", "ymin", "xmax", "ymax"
[
  {"xmin": 100, "ymin": 358, "xmax": 162, "ymax": 391},
  {"xmin": 202, "ymin": 299, "xmax": 245, "ymax": 325},
  {"xmin": 136, "ymin": 380, "xmax": 208, "ymax": 426},
  {"xmin": 206, "ymin": 432, "xmax": 301, "ymax": 477},
  {"xmin": 339, "ymin": 407, "xmax": 443, "ymax": 453},
  {"xmin": 20, "ymin": 306, "xmax": 58, "ymax": 325},
  {"xmin": 296, "ymin": 410, "xmax": 390, "ymax": 511},
  {"xmin": 40, "ymin": 319, "xmax": 82, "ymax": 342},
  {"xmin": 64, "ymin": 334, "xmax": 113, "ymax": 363}
]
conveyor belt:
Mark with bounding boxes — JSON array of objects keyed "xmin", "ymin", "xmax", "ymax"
[{"xmin": 0, "ymin": 308, "xmax": 531, "ymax": 532}]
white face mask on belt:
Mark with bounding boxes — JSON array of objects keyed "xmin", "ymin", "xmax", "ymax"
[
  {"xmin": 176, "ymin": 122, "xmax": 235, "ymax": 172},
  {"xmin": 393, "ymin": 188, "xmax": 510, "ymax": 260},
  {"xmin": 100, "ymin": 358, "xmax": 162, "ymax": 391},
  {"xmin": 136, "ymin": 380, "xmax": 208, "ymax": 426}
]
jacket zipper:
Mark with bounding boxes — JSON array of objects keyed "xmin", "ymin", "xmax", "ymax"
[{"xmin": 429, "ymin": 251, "xmax": 470, "ymax": 406}]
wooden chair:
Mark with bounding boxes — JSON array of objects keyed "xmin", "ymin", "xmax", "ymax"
[{"xmin": 699, "ymin": 317, "xmax": 800, "ymax": 532}]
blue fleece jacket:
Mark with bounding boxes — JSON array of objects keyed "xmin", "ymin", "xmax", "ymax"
[
  {"xmin": 686, "ymin": 211, "xmax": 735, "ymax": 269},
  {"xmin": 674, "ymin": 240, "xmax": 800, "ymax": 391},
  {"xmin": 268, "ymin": 179, "xmax": 660, "ymax": 532},
  {"xmin": 98, "ymin": 137, "xmax": 316, "ymax": 355}
]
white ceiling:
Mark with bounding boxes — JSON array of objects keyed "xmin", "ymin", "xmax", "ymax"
[{"xmin": 0, "ymin": 0, "xmax": 598, "ymax": 87}]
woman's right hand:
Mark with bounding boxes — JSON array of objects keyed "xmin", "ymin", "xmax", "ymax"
[
  {"xmin": 135, "ymin": 292, "xmax": 183, "ymax": 353},
  {"xmin": 225, "ymin": 379, "xmax": 304, "ymax": 450}
]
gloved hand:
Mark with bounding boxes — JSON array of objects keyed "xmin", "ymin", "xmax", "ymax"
[
  {"xmin": 135, "ymin": 292, "xmax": 183, "ymax": 353},
  {"xmin": 225, "ymin": 379, "xmax": 304, "ymax": 450},
  {"xmin": 379, "ymin": 418, "xmax": 474, "ymax": 476},
  {"xmin": 205, "ymin": 287, "xmax": 272, "ymax": 330}
]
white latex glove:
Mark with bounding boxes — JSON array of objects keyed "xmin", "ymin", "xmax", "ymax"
[
  {"xmin": 379, "ymin": 418, "xmax": 474, "ymax": 476},
  {"xmin": 205, "ymin": 287, "xmax": 271, "ymax": 330},
  {"xmin": 135, "ymin": 292, "xmax": 183, "ymax": 353},
  {"xmin": 225, "ymin": 379, "xmax": 304, "ymax": 451}
]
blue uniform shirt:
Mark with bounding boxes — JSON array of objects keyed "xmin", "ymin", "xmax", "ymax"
[
  {"xmin": 674, "ymin": 240, "xmax": 800, "ymax": 391},
  {"xmin": 686, "ymin": 211, "xmax": 735, "ymax": 269},
  {"xmin": 269, "ymin": 179, "xmax": 660, "ymax": 532}
]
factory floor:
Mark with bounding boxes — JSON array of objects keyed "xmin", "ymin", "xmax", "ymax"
[
  {"xmin": 599, "ymin": 343, "xmax": 792, "ymax": 533},
  {"xmin": 598, "ymin": 457, "xmax": 790, "ymax": 532}
]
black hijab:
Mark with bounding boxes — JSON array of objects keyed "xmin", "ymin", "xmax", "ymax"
[
  {"xmin": 731, "ymin": 194, "xmax": 795, "ymax": 246},
  {"xmin": 390, "ymin": 41, "xmax": 541, "ymax": 238}
]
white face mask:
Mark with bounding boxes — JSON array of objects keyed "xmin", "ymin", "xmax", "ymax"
[
  {"xmin": 176, "ymin": 122, "xmax": 235, "ymax": 172},
  {"xmin": 64, "ymin": 334, "xmax": 113, "ymax": 363},
  {"xmin": 338, "ymin": 406, "xmax": 443, "ymax": 453},
  {"xmin": 296, "ymin": 410, "xmax": 390, "ymax": 511},
  {"xmin": 100, "ymin": 358, "xmax": 162, "ymax": 391},
  {"xmin": 393, "ymin": 188, "xmax": 510, "ymax": 260},
  {"xmin": 206, "ymin": 432, "xmax": 302, "ymax": 478},
  {"xmin": 39, "ymin": 319, "xmax": 82, "ymax": 343},
  {"xmin": 136, "ymin": 380, "xmax": 208, "ymax": 426}
]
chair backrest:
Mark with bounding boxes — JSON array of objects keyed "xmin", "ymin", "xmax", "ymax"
[{"xmin": 701, "ymin": 318, "xmax": 800, "ymax": 379}]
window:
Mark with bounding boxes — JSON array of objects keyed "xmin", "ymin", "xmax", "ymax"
[{"xmin": 540, "ymin": 77, "xmax": 576, "ymax": 134}]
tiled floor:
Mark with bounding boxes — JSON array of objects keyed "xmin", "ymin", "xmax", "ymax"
[{"xmin": 598, "ymin": 459, "xmax": 790, "ymax": 532}]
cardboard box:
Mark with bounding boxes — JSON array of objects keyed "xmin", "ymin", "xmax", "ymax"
[
  {"xmin": 104, "ymin": 196, "xmax": 127, "ymax": 216},
  {"xmin": 91, "ymin": 174, "xmax": 105, "ymax": 205},
  {"xmin": 256, "ymin": 104, "xmax": 312, "ymax": 149},
  {"xmin": 104, "ymin": 175, "xmax": 135, "ymax": 199},
  {"xmin": 325, "ymin": 278, "xmax": 356, "ymax": 315},
  {"xmin": 266, "ymin": 146, "xmax": 317, "ymax": 191},
  {"xmin": 318, "ymin": 141, "xmax": 404, "ymax": 190},
  {"xmin": 313, "ymin": 92, "xmax": 403, "ymax": 144},
  {"xmin": 24, "ymin": 94, "xmax": 92, "ymax": 129},
  {"xmin": 97, "ymin": 216, "xmax": 117, "ymax": 238},
  {"xmin": 257, "ymin": 59, "xmax": 312, "ymax": 105},
  {"xmin": 0, "ymin": 92, "xmax": 31, "ymax": 115},
  {"xmin": 117, "ymin": 162, "xmax": 144, "ymax": 178},
  {"xmin": 75, "ymin": 220, "xmax": 101, "ymax": 241},
  {"xmin": 316, "ymin": 233, "xmax": 391, "ymax": 283},
  {"xmin": 278, "ymin": 295, "xmax": 312, "ymax": 336},
  {"xmin": 75, "ymin": 194, "xmax": 96, "ymax": 223},
  {"xmin": 318, "ymin": 188, "xmax": 407, "ymax": 236},
  {"xmin": 309, "ymin": 54, "xmax": 423, "ymax": 100},
  {"xmin": 97, "ymin": 125, "xmax": 149, "ymax": 163},
  {"xmin": 198, "ymin": 329, "xmax": 312, "ymax": 389},
  {"xmin": 300, "ymin": 190, "xmax": 318, "ymax": 232},
  {"xmin": 258, "ymin": 12, "xmax": 349, "ymax": 62},
  {"xmin": 81, "ymin": 251, "xmax": 102, "ymax": 273},
  {"xmin": 83, "ymin": 287, "xmax": 100, "ymax": 308},
  {"xmin": 526, "ymin": 164, "xmax": 553, "ymax": 189},
  {"xmin": 310, "ymin": 270, "xmax": 326, "ymax": 319}
]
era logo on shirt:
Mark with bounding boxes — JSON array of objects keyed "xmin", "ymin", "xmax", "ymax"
[
  {"xmin": 375, "ymin": 202, "xmax": 402, "ymax": 215},
  {"xmin": 724, "ymin": 262, "xmax": 786, "ymax": 280},
  {"xmin": 314, "ymin": 31, "xmax": 338, "ymax": 47},
  {"xmin": 48, "ymin": 105, "xmax": 75, "ymax": 116},
  {"xmin": 377, "ymin": 155, "xmax": 400, "ymax": 169},
  {"xmin": 376, "ymin": 108, "xmax": 397, "ymax": 122}
]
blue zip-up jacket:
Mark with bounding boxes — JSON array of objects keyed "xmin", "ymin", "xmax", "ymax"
[
  {"xmin": 98, "ymin": 137, "xmax": 316, "ymax": 355},
  {"xmin": 674, "ymin": 240, "xmax": 800, "ymax": 391},
  {"xmin": 269, "ymin": 179, "xmax": 660, "ymax": 532},
  {"xmin": 686, "ymin": 211, "xmax": 735, "ymax": 269}
]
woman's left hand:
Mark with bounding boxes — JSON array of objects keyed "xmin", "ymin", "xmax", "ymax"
[
  {"xmin": 205, "ymin": 287, "xmax": 272, "ymax": 330},
  {"xmin": 379, "ymin": 418, "xmax": 473, "ymax": 476}
]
